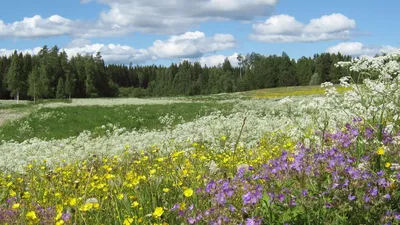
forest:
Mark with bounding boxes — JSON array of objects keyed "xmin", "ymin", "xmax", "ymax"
[{"xmin": 0, "ymin": 45, "xmax": 353, "ymax": 100}]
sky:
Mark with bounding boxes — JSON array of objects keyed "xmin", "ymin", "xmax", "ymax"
[{"xmin": 0, "ymin": 0, "xmax": 399, "ymax": 66}]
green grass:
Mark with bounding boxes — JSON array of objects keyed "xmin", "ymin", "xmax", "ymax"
[
  {"xmin": 0, "ymin": 102, "xmax": 233, "ymax": 142},
  {"xmin": 245, "ymin": 85, "xmax": 351, "ymax": 99}
]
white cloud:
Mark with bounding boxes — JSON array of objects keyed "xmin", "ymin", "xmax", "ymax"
[
  {"xmin": 0, "ymin": 47, "xmax": 42, "ymax": 57},
  {"xmin": 326, "ymin": 42, "xmax": 400, "ymax": 56},
  {"xmin": 0, "ymin": 15, "xmax": 74, "ymax": 38},
  {"xmin": 0, "ymin": 15, "xmax": 137, "ymax": 39},
  {"xmin": 0, "ymin": 0, "xmax": 278, "ymax": 39},
  {"xmin": 0, "ymin": 40, "xmax": 152, "ymax": 64},
  {"xmin": 250, "ymin": 13, "xmax": 356, "ymax": 43},
  {"xmin": 0, "ymin": 31, "xmax": 235, "ymax": 64},
  {"xmin": 96, "ymin": 0, "xmax": 278, "ymax": 34},
  {"xmin": 63, "ymin": 42, "xmax": 152, "ymax": 64},
  {"xmin": 148, "ymin": 31, "xmax": 236, "ymax": 58},
  {"xmin": 197, "ymin": 53, "xmax": 239, "ymax": 67}
]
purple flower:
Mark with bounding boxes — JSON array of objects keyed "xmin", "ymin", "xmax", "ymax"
[
  {"xmin": 369, "ymin": 187, "xmax": 378, "ymax": 197},
  {"xmin": 325, "ymin": 203, "xmax": 332, "ymax": 209},
  {"xmin": 378, "ymin": 178, "xmax": 387, "ymax": 187},
  {"xmin": 384, "ymin": 193, "xmax": 391, "ymax": 200},
  {"xmin": 187, "ymin": 217, "xmax": 196, "ymax": 224},
  {"xmin": 348, "ymin": 194, "xmax": 356, "ymax": 201},
  {"xmin": 171, "ymin": 204, "xmax": 180, "ymax": 211},
  {"xmin": 61, "ymin": 213, "xmax": 72, "ymax": 221},
  {"xmin": 364, "ymin": 194, "xmax": 370, "ymax": 203},
  {"xmin": 245, "ymin": 217, "xmax": 262, "ymax": 225},
  {"xmin": 278, "ymin": 194, "xmax": 285, "ymax": 203},
  {"xmin": 215, "ymin": 192, "xmax": 226, "ymax": 205},
  {"xmin": 302, "ymin": 189, "xmax": 308, "ymax": 196}
]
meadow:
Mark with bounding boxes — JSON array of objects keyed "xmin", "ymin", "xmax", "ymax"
[{"xmin": 0, "ymin": 52, "xmax": 400, "ymax": 224}]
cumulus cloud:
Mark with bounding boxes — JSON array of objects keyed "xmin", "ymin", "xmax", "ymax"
[
  {"xmin": 196, "ymin": 53, "xmax": 240, "ymax": 67},
  {"xmin": 250, "ymin": 13, "xmax": 356, "ymax": 43},
  {"xmin": 326, "ymin": 42, "xmax": 400, "ymax": 56},
  {"xmin": 148, "ymin": 31, "xmax": 236, "ymax": 58},
  {"xmin": 0, "ymin": 40, "xmax": 152, "ymax": 64},
  {"xmin": 63, "ymin": 41, "xmax": 153, "ymax": 64},
  {"xmin": 0, "ymin": 15, "xmax": 135, "ymax": 39},
  {"xmin": 0, "ymin": 31, "xmax": 235, "ymax": 64},
  {"xmin": 96, "ymin": 0, "xmax": 278, "ymax": 34},
  {"xmin": 0, "ymin": 15, "xmax": 74, "ymax": 38},
  {"xmin": 0, "ymin": 0, "xmax": 278, "ymax": 39}
]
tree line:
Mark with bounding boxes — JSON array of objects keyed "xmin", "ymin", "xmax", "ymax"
[{"xmin": 0, "ymin": 45, "xmax": 354, "ymax": 101}]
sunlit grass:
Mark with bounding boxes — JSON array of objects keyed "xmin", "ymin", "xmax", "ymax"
[{"xmin": 245, "ymin": 85, "xmax": 351, "ymax": 99}]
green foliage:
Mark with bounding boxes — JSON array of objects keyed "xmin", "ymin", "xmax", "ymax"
[
  {"xmin": 5, "ymin": 51, "xmax": 25, "ymax": 100},
  {"xmin": 56, "ymin": 77, "xmax": 66, "ymax": 99},
  {"xmin": 309, "ymin": 73, "xmax": 324, "ymax": 86}
]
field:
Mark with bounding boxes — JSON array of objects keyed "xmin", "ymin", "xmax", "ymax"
[{"xmin": 1, "ymin": 54, "xmax": 400, "ymax": 224}]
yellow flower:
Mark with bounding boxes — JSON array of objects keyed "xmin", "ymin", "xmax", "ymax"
[
  {"xmin": 150, "ymin": 169, "xmax": 156, "ymax": 175},
  {"xmin": 79, "ymin": 203, "xmax": 93, "ymax": 212},
  {"xmin": 56, "ymin": 220, "xmax": 65, "ymax": 225},
  {"xmin": 377, "ymin": 147, "xmax": 385, "ymax": 155},
  {"xmin": 26, "ymin": 211, "xmax": 39, "ymax": 222},
  {"xmin": 221, "ymin": 136, "xmax": 226, "ymax": 141},
  {"xmin": 9, "ymin": 190, "xmax": 16, "ymax": 197},
  {"xmin": 385, "ymin": 162, "xmax": 391, "ymax": 168},
  {"xmin": 153, "ymin": 207, "xmax": 164, "ymax": 218},
  {"xmin": 163, "ymin": 188, "xmax": 170, "ymax": 193},
  {"xmin": 117, "ymin": 193, "xmax": 124, "ymax": 200},
  {"xmin": 93, "ymin": 203, "xmax": 100, "ymax": 209},
  {"xmin": 131, "ymin": 201, "xmax": 139, "ymax": 208},
  {"xmin": 22, "ymin": 192, "xmax": 31, "ymax": 199},
  {"xmin": 69, "ymin": 198, "xmax": 77, "ymax": 206},
  {"xmin": 179, "ymin": 202, "xmax": 186, "ymax": 210},
  {"xmin": 124, "ymin": 217, "xmax": 134, "ymax": 225},
  {"xmin": 184, "ymin": 188, "xmax": 194, "ymax": 197},
  {"xmin": 12, "ymin": 203, "xmax": 20, "ymax": 209}
]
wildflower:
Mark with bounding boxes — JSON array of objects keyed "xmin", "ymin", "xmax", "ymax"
[
  {"xmin": 131, "ymin": 201, "xmax": 139, "ymax": 208},
  {"xmin": 150, "ymin": 169, "xmax": 156, "ymax": 175},
  {"xmin": 69, "ymin": 198, "xmax": 77, "ymax": 206},
  {"xmin": 117, "ymin": 193, "xmax": 124, "ymax": 200},
  {"xmin": 384, "ymin": 193, "xmax": 391, "ymax": 200},
  {"xmin": 246, "ymin": 217, "xmax": 262, "ymax": 225},
  {"xmin": 385, "ymin": 162, "xmax": 391, "ymax": 168},
  {"xmin": 123, "ymin": 217, "xmax": 134, "ymax": 225},
  {"xmin": 377, "ymin": 147, "xmax": 385, "ymax": 155},
  {"xmin": 26, "ymin": 211, "xmax": 39, "ymax": 222},
  {"xmin": 9, "ymin": 190, "xmax": 16, "ymax": 197},
  {"xmin": 348, "ymin": 194, "xmax": 356, "ymax": 201},
  {"xmin": 153, "ymin": 207, "xmax": 164, "ymax": 218},
  {"xmin": 184, "ymin": 188, "xmax": 194, "ymax": 197},
  {"xmin": 12, "ymin": 203, "xmax": 20, "ymax": 209},
  {"xmin": 80, "ymin": 203, "xmax": 93, "ymax": 211},
  {"xmin": 163, "ymin": 188, "xmax": 170, "ymax": 193}
]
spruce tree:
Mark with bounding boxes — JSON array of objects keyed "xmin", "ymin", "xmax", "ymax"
[{"xmin": 5, "ymin": 51, "xmax": 24, "ymax": 103}]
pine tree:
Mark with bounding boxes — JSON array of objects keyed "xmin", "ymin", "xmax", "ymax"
[{"xmin": 5, "ymin": 51, "xmax": 24, "ymax": 103}]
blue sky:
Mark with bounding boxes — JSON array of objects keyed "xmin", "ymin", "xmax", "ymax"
[{"xmin": 0, "ymin": 0, "xmax": 399, "ymax": 66}]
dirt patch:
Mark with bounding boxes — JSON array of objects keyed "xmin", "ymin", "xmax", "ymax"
[{"xmin": 0, "ymin": 110, "xmax": 28, "ymax": 127}]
